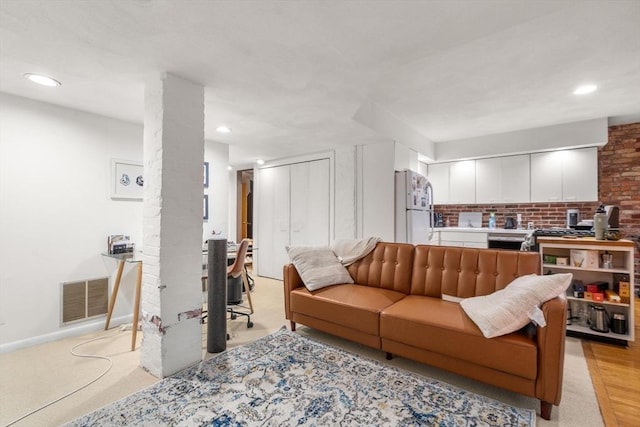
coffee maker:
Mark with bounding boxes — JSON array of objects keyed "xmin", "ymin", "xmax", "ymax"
[
  {"xmin": 566, "ymin": 209, "xmax": 579, "ymax": 228},
  {"xmin": 604, "ymin": 205, "xmax": 619, "ymax": 231},
  {"xmin": 434, "ymin": 212, "xmax": 444, "ymax": 227}
]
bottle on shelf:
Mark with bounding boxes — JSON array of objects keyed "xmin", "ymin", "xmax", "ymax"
[
  {"xmin": 594, "ymin": 205, "xmax": 607, "ymax": 240},
  {"xmin": 488, "ymin": 212, "xmax": 496, "ymax": 229}
]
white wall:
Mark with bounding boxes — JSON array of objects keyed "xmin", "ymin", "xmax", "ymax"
[
  {"xmin": 0, "ymin": 93, "xmax": 230, "ymax": 351},
  {"xmin": 434, "ymin": 117, "xmax": 608, "ymax": 162},
  {"xmin": 358, "ymin": 142, "xmax": 396, "ymax": 241},
  {"xmin": 203, "ymin": 140, "xmax": 230, "ymax": 242},
  {"xmin": 334, "ymin": 147, "xmax": 356, "ymax": 240},
  {"xmin": 0, "ymin": 93, "xmax": 143, "ymax": 350}
]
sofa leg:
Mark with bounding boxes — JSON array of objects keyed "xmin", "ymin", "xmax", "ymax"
[
  {"xmin": 386, "ymin": 352, "xmax": 393, "ymax": 360},
  {"xmin": 540, "ymin": 401, "xmax": 552, "ymax": 420},
  {"xmin": 290, "ymin": 321, "xmax": 296, "ymax": 331}
]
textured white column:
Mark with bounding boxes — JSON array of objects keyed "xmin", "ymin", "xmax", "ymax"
[{"xmin": 140, "ymin": 73, "xmax": 204, "ymax": 377}]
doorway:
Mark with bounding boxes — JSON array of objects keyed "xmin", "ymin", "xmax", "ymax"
[{"xmin": 236, "ymin": 169, "xmax": 253, "ymax": 242}]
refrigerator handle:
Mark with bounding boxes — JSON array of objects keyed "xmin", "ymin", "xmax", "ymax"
[{"xmin": 427, "ymin": 181, "xmax": 434, "ymax": 242}]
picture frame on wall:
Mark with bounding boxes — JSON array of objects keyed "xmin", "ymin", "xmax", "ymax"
[
  {"xmin": 204, "ymin": 162, "xmax": 209, "ymax": 188},
  {"xmin": 203, "ymin": 194, "xmax": 209, "ymax": 220},
  {"xmin": 111, "ymin": 159, "xmax": 143, "ymax": 200}
]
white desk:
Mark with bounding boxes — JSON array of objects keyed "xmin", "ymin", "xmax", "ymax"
[{"xmin": 102, "ymin": 253, "xmax": 142, "ymax": 351}]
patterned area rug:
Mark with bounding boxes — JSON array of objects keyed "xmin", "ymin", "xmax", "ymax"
[{"xmin": 66, "ymin": 328, "xmax": 535, "ymax": 426}]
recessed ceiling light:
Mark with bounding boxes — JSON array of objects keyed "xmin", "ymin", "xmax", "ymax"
[
  {"xmin": 216, "ymin": 126, "xmax": 231, "ymax": 133},
  {"xmin": 24, "ymin": 73, "xmax": 61, "ymax": 87},
  {"xmin": 573, "ymin": 84, "xmax": 597, "ymax": 95},
  {"xmin": 227, "ymin": 165, "xmax": 233, "ymax": 171},
  {"xmin": 256, "ymin": 159, "xmax": 265, "ymax": 165}
]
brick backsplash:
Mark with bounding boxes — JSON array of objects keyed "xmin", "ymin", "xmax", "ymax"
[
  {"xmin": 435, "ymin": 202, "xmax": 600, "ymax": 229},
  {"xmin": 435, "ymin": 122, "xmax": 640, "ymax": 286}
]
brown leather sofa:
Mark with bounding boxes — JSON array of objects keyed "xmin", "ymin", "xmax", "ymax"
[{"xmin": 283, "ymin": 242, "xmax": 567, "ymax": 420}]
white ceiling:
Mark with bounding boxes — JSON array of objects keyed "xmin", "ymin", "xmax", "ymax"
[{"xmin": 1, "ymin": 0, "xmax": 639, "ymax": 166}]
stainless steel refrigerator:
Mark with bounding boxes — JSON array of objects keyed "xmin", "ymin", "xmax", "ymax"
[{"xmin": 395, "ymin": 169, "xmax": 434, "ymax": 244}]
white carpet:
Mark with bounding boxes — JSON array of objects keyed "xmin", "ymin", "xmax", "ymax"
[{"xmin": 297, "ymin": 328, "xmax": 603, "ymax": 427}]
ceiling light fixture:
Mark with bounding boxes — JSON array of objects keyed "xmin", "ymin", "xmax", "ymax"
[
  {"xmin": 216, "ymin": 126, "xmax": 231, "ymax": 133},
  {"xmin": 227, "ymin": 165, "xmax": 233, "ymax": 171},
  {"xmin": 256, "ymin": 159, "xmax": 265, "ymax": 165},
  {"xmin": 24, "ymin": 73, "xmax": 61, "ymax": 87},
  {"xmin": 573, "ymin": 84, "xmax": 597, "ymax": 95}
]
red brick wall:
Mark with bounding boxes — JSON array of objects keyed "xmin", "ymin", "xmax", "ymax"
[
  {"xmin": 600, "ymin": 122, "xmax": 640, "ymax": 285},
  {"xmin": 434, "ymin": 122, "xmax": 640, "ymax": 285}
]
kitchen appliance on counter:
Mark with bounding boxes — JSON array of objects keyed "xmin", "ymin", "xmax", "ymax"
[
  {"xmin": 504, "ymin": 216, "xmax": 517, "ymax": 229},
  {"xmin": 395, "ymin": 170, "xmax": 434, "ymax": 244},
  {"xmin": 605, "ymin": 205, "xmax": 620, "ymax": 230},
  {"xmin": 567, "ymin": 209, "xmax": 580, "ymax": 228},
  {"xmin": 434, "ymin": 212, "xmax": 444, "ymax": 227},
  {"xmin": 534, "ymin": 228, "xmax": 595, "ymax": 238}
]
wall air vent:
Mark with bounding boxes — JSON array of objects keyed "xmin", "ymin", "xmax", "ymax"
[{"xmin": 61, "ymin": 277, "xmax": 109, "ymax": 324}]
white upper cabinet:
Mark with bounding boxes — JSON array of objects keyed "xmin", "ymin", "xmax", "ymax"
[
  {"xmin": 530, "ymin": 151, "xmax": 563, "ymax": 202},
  {"xmin": 531, "ymin": 148, "xmax": 597, "ymax": 202},
  {"xmin": 449, "ymin": 160, "xmax": 476, "ymax": 204},
  {"xmin": 475, "ymin": 157, "xmax": 502, "ymax": 203},
  {"xmin": 562, "ymin": 148, "xmax": 598, "ymax": 202},
  {"xmin": 477, "ymin": 155, "xmax": 530, "ymax": 204},
  {"xmin": 501, "ymin": 155, "xmax": 531, "ymax": 203},
  {"xmin": 428, "ymin": 160, "xmax": 476, "ymax": 205},
  {"xmin": 427, "ymin": 163, "xmax": 450, "ymax": 205}
]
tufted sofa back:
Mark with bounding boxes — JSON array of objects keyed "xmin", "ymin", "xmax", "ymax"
[
  {"xmin": 410, "ymin": 245, "xmax": 541, "ymax": 298},
  {"xmin": 347, "ymin": 242, "xmax": 415, "ymax": 294}
]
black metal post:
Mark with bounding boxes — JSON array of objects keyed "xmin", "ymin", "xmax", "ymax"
[{"xmin": 207, "ymin": 237, "xmax": 227, "ymax": 353}]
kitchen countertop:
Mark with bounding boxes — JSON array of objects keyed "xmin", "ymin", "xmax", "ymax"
[{"xmin": 434, "ymin": 227, "xmax": 533, "ymax": 234}]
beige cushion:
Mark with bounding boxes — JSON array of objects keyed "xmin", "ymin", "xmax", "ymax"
[
  {"xmin": 460, "ymin": 273, "xmax": 572, "ymax": 338},
  {"xmin": 286, "ymin": 246, "xmax": 354, "ymax": 291}
]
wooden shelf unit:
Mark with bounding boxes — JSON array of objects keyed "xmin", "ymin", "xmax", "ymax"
[{"xmin": 538, "ymin": 237, "xmax": 635, "ymax": 344}]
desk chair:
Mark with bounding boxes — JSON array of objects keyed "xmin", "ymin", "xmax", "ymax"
[{"xmin": 227, "ymin": 239, "xmax": 254, "ymax": 328}]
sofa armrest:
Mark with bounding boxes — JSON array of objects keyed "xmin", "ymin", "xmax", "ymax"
[
  {"xmin": 535, "ymin": 296, "xmax": 568, "ymax": 406},
  {"xmin": 283, "ymin": 264, "xmax": 303, "ymax": 320}
]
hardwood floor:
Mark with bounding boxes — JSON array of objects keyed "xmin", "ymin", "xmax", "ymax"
[{"xmin": 582, "ymin": 297, "xmax": 640, "ymax": 427}]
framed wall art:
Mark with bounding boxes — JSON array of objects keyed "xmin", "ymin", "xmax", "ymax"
[
  {"xmin": 204, "ymin": 162, "xmax": 209, "ymax": 188},
  {"xmin": 203, "ymin": 194, "xmax": 209, "ymax": 220},
  {"xmin": 111, "ymin": 159, "xmax": 143, "ymax": 200}
]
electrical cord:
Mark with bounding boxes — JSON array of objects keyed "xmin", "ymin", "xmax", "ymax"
[{"xmin": 4, "ymin": 330, "xmax": 119, "ymax": 427}]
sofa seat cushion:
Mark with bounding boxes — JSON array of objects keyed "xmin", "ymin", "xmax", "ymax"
[
  {"xmin": 290, "ymin": 284, "xmax": 406, "ymax": 336},
  {"xmin": 380, "ymin": 296, "xmax": 537, "ymax": 380}
]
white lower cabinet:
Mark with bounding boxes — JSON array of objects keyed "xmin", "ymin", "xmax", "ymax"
[
  {"xmin": 438, "ymin": 231, "xmax": 488, "ymax": 249},
  {"xmin": 538, "ymin": 237, "xmax": 635, "ymax": 344}
]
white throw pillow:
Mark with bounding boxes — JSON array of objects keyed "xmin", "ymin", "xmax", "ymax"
[
  {"xmin": 460, "ymin": 273, "xmax": 572, "ymax": 338},
  {"xmin": 286, "ymin": 246, "xmax": 354, "ymax": 291}
]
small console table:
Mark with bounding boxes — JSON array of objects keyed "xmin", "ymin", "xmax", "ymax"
[{"xmin": 102, "ymin": 253, "xmax": 142, "ymax": 351}]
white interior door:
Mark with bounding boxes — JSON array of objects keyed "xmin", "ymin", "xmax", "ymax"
[
  {"xmin": 257, "ymin": 165, "xmax": 290, "ymax": 280},
  {"xmin": 290, "ymin": 159, "xmax": 330, "ymax": 247}
]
